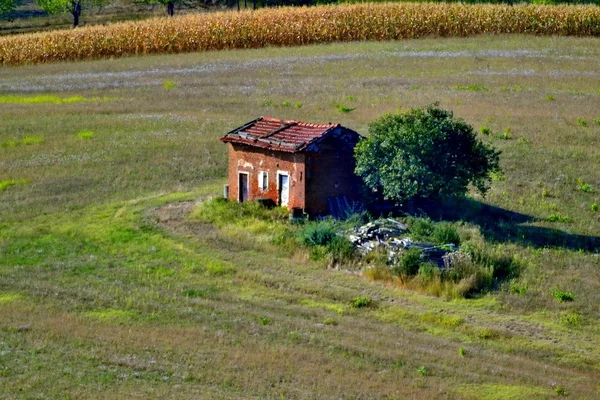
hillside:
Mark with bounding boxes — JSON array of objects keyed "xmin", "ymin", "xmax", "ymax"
[{"xmin": 0, "ymin": 36, "xmax": 599, "ymax": 398}]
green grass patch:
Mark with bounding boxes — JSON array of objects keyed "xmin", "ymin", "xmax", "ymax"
[
  {"xmin": 163, "ymin": 80, "xmax": 176, "ymax": 90},
  {"xmin": 205, "ymin": 260, "xmax": 236, "ymax": 276},
  {"xmin": 546, "ymin": 213, "xmax": 572, "ymax": 223},
  {"xmin": 1, "ymin": 136, "xmax": 44, "ymax": 147},
  {"xmin": 300, "ymin": 299, "xmax": 348, "ymax": 315},
  {"xmin": 77, "ymin": 130, "xmax": 95, "ymax": 139},
  {"xmin": 457, "ymin": 383, "xmax": 550, "ymax": 400},
  {"xmin": 84, "ymin": 309, "xmax": 139, "ymax": 322},
  {"xmin": 0, "ymin": 179, "xmax": 28, "ymax": 192},
  {"xmin": 0, "ymin": 293, "xmax": 23, "ymax": 303},
  {"xmin": 0, "ymin": 95, "xmax": 106, "ymax": 104},
  {"xmin": 334, "ymin": 103, "xmax": 355, "ymax": 113},
  {"xmin": 452, "ymin": 84, "xmax": 488, "ymax": 92},
  {"xmin": 552, "ymin": 287, "xmax": 575, "ymax": 302},
  {"xmin": 352, "ymin": 296, "xmax": 372, "ymax": 308}
]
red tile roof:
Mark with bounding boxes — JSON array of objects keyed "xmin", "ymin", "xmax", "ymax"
[{"xmin": 220, "ymin": 117, "xmax": 341, "ymax": 153}]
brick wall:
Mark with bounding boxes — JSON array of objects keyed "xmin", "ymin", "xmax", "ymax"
[
  {"xmin": 305, "ymin": 139, "xmax": 363, "ymax": 215},
  {"xmin": 227, "ymin": 143, "xmax": 306, "ymax": 210}
]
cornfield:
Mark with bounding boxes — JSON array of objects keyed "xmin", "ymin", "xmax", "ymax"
[{"xmin": 1, "ymin": 3, "xmax": 599, "ymax": 65}]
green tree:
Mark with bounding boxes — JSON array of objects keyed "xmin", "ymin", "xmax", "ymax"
[
  {"xmin": 35, "ymin": 0, "xmax": 109, "ymax": 27},
  {"xmin": 354, "ymin": 104, "xmax": 501, "ymax": 203},
  {"xmin": 0, "ymin": 0, "xmax": 16, "ymax": 17}
]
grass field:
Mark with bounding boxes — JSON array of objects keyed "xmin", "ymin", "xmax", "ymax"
[{"xmin": 1, "ymin": 36, "xmax": 600, "ymax": 398}]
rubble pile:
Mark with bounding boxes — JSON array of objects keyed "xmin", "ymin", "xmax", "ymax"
[{"xmin": 347, "ymin": 218, "xmax": 458, "ymax": 269}]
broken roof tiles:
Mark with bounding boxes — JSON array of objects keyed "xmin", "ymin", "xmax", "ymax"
[{"xmin": 220, "ymin": 116, "xmax": 341, "ymax": 153}]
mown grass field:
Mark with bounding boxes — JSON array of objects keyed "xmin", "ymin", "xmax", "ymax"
[{"xmin": 1, "ymin": 36, "xmax": 600, "ymax": 398}]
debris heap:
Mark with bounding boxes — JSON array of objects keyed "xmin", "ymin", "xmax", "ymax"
[{"xmin": 347, "ymin": 218, "xmax": 458, "ymax": 269}]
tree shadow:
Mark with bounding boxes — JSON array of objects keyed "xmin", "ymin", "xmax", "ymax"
[{"xmin": 415, "ymin": 197, "xmax": 600, "ymax": 252}]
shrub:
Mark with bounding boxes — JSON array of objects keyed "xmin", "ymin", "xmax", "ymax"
[
  {"xmin": 163, "ymin": 80, "xmax": 176, "ymax": 90},
  {"xmin": 327, "ymin": 236, "xmax": 357, "ymax": 265},
  {"xmin": 259, "ymin": 316, "xmax": 271, "ymax": 325},
  {"xmin": 509, "ymin": 280, "xmax": 527, "ymax": 295},
  {"xmin": 545, "ymin": 94, "xmax": 555, "ymax": 101},
  {"xmin": 432, "ymin": 223, "xmax": 460, "ymax": 245},
  {"xmin": 447, "ymin": 251, "xmax": 493, "ymax": 297},
  {"xmin": 479, "ymin": 126, "xmax": 491, "ymax": 135},
  {"xmin": 408, "ymin": 217, "xmax": 434, "ymax": 240},
  {"xmin": 576, "ymin": 118, "xmax": 587, "ymax": 127},
  {"xmin": 355, "ymin": 104, "xmax": 501, "ymax": 203},
  {"xmin": 281, "ymin": 100, "xmax": 291, "ymax": 107},
  {"xmin": 417, "ymin": 262, "xmax": 438, "ymax": 280},
  {"xmin": 417, "ymin": 366, "xmax": 429, "ymax": 376},
  {"xmin": 393, "ymin": 248, "xmax": 422, "ymax": 277},
  {"xmin": 294, "ymin": 102, "xmax": 303, "ymax": 109},
  {"xmin": 592, "ymin": 203, "xmax": 599, "ymax": 212},
  {"xmin": 309, "ymin": 246, "xmax": 328, "ymax": 261},
  {"xmin": 559, "ymin": 313, "xmax": 582, "ymax": 327},
  {"xmin": 552, "ymin": 287, "xmax": 574, "ymax": 302},
  {"xmin": 458, "ymin": 347, "xmax": 466, "ymax": 357},
  {"xmin": 334, "ymin": 103, "xmax": 355, "ymax": 113},
  {"xmin": 464, "ymin": 245, "xmax": 521, "ymax": 281},
  {"xmin": 576, "ymin": 178, "xmax": 592, "ymax": 192},
  {"xmin": 490, "ymin": 171, "xmax": 506, "ymax": 181},
  {"xmin": 546, "ymin": 213, "xmax": 572, "ymax": 223},
  {"xmin": 352, "ymin": 296, "xmax": 372, "ymax": 308},
  {"xmin": 301, "ymin": 220, "xmax": 337, "ymax": 247},
  {"xmin": 495, "ymin": 131, "xmax": 511, "ymax": 140},
  {"xmin": 554, "ymin": 386, "xmax": 567, "ymax": 396}
]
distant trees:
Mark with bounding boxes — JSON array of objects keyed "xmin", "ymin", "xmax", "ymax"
[
  {"xmin": 0, "ymin": 0, "xmax": 16, "ymax": 17},
  {"xmin": 136, "ymin": 0, "xmax": 218, "ymax": 16},
  {"xmin": 354, "ymin": 104, "xmax": 501, "ymax": 204},
  {"xmin": 35, "ymin": 0, "xmax": 111, "ymax": 27}
]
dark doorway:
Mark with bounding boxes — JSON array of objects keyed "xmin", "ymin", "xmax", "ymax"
[{"xmin": 238, "ymin": 173, "xmax": 249, "ymax": 202}]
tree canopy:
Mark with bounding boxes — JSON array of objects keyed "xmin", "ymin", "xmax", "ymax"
[
  {"xmin": 36, "ymin": 0, "xmax": 109, "ymax": 26},
  {"xmin": 354, "ymin": 104, "xmax": 501, "ymax": 203},
  {"xmin": 0, "ymin": 0, "xmax": 16, "ymax": 17}
]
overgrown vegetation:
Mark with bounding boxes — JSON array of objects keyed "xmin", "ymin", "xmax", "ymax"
[{"xmin": 193, "ymin": 198, "xmax": 521, "ymax": 300}]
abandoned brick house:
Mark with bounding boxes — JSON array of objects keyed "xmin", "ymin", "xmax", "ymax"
[{"xmin": 220, "ymin": 116, "xmax": 364, "ymax": 216}]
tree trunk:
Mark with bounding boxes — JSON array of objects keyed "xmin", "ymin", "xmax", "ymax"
[
  {"xmin": 167, "ymin": 1, "xmax": 174, "ymax": 16},
  {"xmin": 244, "ymin": 0, "xmax": 247, "ymax": 9},
  {"xmin": 71, "ymin": 1, "xmax": 81, "ymax": 28},
  {"xmin": 237, "ymin": 0, "xmax": 240, "ymax": 11},
  {"xmin": 252, "ymin": 0, "xmax": 255, "ymax": 9}
]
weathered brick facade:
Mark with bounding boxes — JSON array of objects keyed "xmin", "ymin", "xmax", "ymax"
[
  {"xmin": 227, "ymin": 144, "xmax": 306, "ymax": 211},
  {"xmin": 222, "ymin": 117, "xmax": 363, "ymax": 216}
]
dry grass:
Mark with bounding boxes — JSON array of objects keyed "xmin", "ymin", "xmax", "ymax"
[{"xmin": 1, "ymin": 3, "xmax": 600, "ymax": 65}]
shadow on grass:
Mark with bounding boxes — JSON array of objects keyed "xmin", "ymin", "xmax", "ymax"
[{"xmin": 416, "ymin": 197, "xmax": 600, "ymax": 252}]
